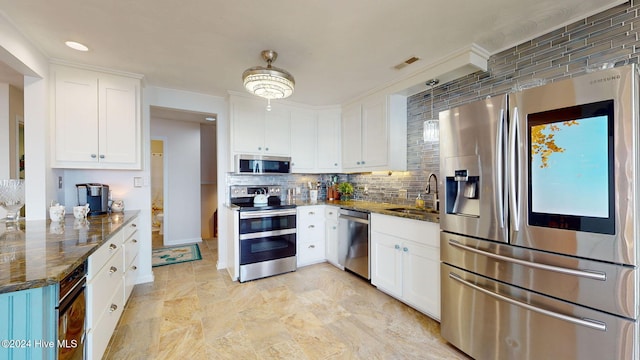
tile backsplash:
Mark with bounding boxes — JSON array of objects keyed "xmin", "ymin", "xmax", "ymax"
[{"xmin": 228, "ymin": 1, "xmax": 640, "ymax": 208}]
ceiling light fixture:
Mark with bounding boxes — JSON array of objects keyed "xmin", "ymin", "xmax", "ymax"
[
  {"xmin": 242, "ymin": 50, "xmax": 295, "ymax": 111},
  {"xmin": 65, "ymin": 41, "xmax": 89, "ymax": 52},
  {"xmin": 423, "ymin": 79, "xmax": 440, "ymax": 142},
  {"xmin": 205, "ymin": 116, "xmax": 216, "ymax": 122}
]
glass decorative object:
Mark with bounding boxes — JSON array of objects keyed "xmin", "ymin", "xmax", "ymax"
[{"xmin": 0, "ymin": 179, "xmax": 25, "ymax": 222}]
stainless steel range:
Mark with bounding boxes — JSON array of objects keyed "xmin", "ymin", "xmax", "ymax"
[{"xmin": 230, "ymin": 185, "xmax": 297, "ymax": 282}]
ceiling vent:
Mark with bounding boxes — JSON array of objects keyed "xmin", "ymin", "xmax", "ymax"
[{"xmin": 393, "ymin": 56, "xmax": 420, "ymax": 70}]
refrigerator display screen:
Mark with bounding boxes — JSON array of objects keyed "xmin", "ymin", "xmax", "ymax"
[{"xmin": 527, "ymin": 100, "xmax": 615, "ymax": 234}]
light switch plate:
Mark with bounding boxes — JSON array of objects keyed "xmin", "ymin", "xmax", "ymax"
[{"xmin": 134, "ymin": 177, "xmax": 143, "ymax": 187}]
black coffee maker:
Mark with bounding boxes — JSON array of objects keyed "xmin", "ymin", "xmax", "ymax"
[{"xmin": 76, "ymin": 183, "xmax": 109, "ymax": 216}]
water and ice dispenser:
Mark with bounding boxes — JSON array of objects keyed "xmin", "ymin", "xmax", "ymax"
[{"xmin": 445, "ymin": 168, "xmax": 480, "ymax": 217}]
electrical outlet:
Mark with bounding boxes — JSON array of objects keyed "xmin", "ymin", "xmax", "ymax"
[
  {"xmin": 134, "ymin": 177, "xmax": 143, "ymax": 187},
  {"xmin": 399, "ymin": 189, "xmax": 407, "ymax": 199}
]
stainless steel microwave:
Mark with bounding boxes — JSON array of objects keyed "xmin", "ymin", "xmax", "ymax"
[{"xmin": 235, "ymin": 155, "xmax": 291, "ymax": 174}]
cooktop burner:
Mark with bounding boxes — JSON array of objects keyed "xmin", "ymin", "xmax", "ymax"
[{"xmin": 229, "ymin": 185, "xmax": 295, "ymax": 211}]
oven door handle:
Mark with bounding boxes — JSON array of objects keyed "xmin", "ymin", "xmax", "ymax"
[
  {"xmin": 449, "ymin": 272, "xmax": 607, "ymax": 332},
  {"xmin": 240, "ymin": 209, "xmax": 296, "ymax": 219},
  {"xmin": 448, "ymin": 239, "xmax": 606, "ymax": 281},
  {"xmin": 240, "ymin": 228, "xmax": 297, "ymax": 240}
]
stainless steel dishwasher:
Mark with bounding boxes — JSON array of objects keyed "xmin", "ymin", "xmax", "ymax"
[{"xmin": 338, "ymin": 208, "xmax": 370, "ymax": 280}]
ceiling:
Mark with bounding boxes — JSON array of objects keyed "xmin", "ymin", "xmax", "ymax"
[{"xmin": 0, "ymin": 0, "xmax": 625, "ymax": 106}]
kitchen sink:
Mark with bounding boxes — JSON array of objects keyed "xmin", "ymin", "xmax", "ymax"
[{"xmin": 385, "ymin": 207, "xmax": 439, "ymax": 216}]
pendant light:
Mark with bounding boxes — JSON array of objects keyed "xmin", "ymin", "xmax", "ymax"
[
  {"xmin": 423, "ymin": 79, "xmax": 440, "ymax": 142},
  {"xmin": 242, "ymin": 50, "xmax": 295, "ymax": 111}
]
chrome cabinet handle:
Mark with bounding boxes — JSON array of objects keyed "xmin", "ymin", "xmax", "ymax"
[
  {"xmin": 91, "ymin": 154, "xmax": 97, "ymax": 158},
  {"xmin": 132, "ymin": 239, "xmax": 138, "ymax": 243},
  {"xmin": 448, "ymin": 239, "xmax": 606, "ymax": 281},
  {"xmin": 394, "ymin": 244, "xmax": 400, "ymax": 250},
  {"xmin": 258, "ymin": 147, "xmax": 262, "ymax": 151},
  {"xmin": 308, "ymin": 211, "xmax": 315, "ymax": 215},
  {"xmin": 109, "ymin": 266, "xmax": 118, "ymax": 274},
  {"xmin": 308, "ymin": 225, "xmax": 315, "ymax": 229},
  {"xmin": 109, "ymin": 243, "xmax": 117, "ymax": 251},
  {"xmin": 309, "ymin": 244, "xmax": 315, "ymax": 249},
  {"xmin": 403, "ymin": 247, "xmax": 408, "ymax": 252},
  {"xmin": 361, "ymin": 161, "xmax": 365, "ymax": 164},
  {"xmin": 265, "ymin": 147, "xmax": 269, "ymax": 151},
  {"xmin": 99, "ymin": 154, "xmax": 105, "ymax": 159},
  {"xmin": 131, "ymin": 265, "xmax": 137, "ymax": 271},
  {"xmin": 131, "ymin": 223, "xmax": 137, "ymax": 228},
  {"xmin": 449, "ymin": 272, "xmax": 606, "ymax": 331},
  {"xmin": 109, "ymin": 304, "xmax": 118, "ymax": 313}
]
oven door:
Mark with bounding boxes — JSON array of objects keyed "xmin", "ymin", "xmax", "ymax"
[
  {"xmin": 58, "ymin": 277, "xmax": 86, "ymax": 360},
  {"xmin": 510, "ymin": 64, "xmax": 638, "ymax": 266},
  {"xmin": 240, "ymin": 231, "xmax": 296, "ymax": 265},
  {"xmin": 239, "ymin": 209, "xmax": 296, "ymax": 235}
]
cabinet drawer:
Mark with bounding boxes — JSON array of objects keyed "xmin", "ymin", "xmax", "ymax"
[
  {"xmin": 371, "ymin": 213, "xmax": 439, "ymax": 247},
  {"xmin": 87, "ymin": 280, "xmax": 124, "ymax": 360},
  {"xmin": 122, "ymin": 219, "xmax": 139, "ymax": 242},
  {"xmin": 123, "ymin": 233, "xmax": 140, "ymax": 268},
  {"xmin": 88, "ymin": 231, "xmax": 123, "ymax": 280},
  {"xmin": 298, "ymin": 221, "xmax": 324, "ymax": 243},
  {"xmin": 88, "ymin": 247, "xmax": 123, "ymax": 325},
  {"xmin": 124, "ymin": 254, "xmax": 139, "ymax": 303},
  {"xmin": 325, "ymin": 206, "xmax": 339, "ymax": 221},
  {"xmin": 298, "ymin": 240, "xmax": 325, "ymax": 266}
]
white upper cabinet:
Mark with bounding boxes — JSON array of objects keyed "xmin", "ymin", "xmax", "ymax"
[
  {"xmin": 290, "ymin": 107, "xmax": 342, "ymax": 174},
  {"xmin": 316, "ymin": 108, "xmax": 342, "ymax": 172},
  {"xmin": 341, "ymin": 93, "xmax": 407, "ymax": 172},
  {"xmin": 290, "ymin": 109, "xmax": 317, "ymax": 172},
  {"xmin": 51, "ymin": 64, "xmax": 141, "ymax": 169},
  {"xmin": 230, "ymin": 95, "xmax": 291, "ymax": 157},
  {"xmin": 230, "ymin": 94, "xmax": 341, "ymax": 174}
]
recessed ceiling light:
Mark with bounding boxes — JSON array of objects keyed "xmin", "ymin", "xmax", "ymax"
[
  {"xmin": 205, "ymin": 117, "xmax": 216, "ymax": 122},
  {"xmin": 65, "ymin": 41, "xmax": 89, "ymax": 52}
]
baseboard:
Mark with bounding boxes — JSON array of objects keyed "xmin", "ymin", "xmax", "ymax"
[
  {"xmin": 135, "ymin": 273, "xmax": 155, "ymax": 285},
  {"xmin": 163, "ymin": 237, "xmax": 203, "ymax": 246}
]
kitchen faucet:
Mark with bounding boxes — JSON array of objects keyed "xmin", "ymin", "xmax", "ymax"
[{"xmin": 426, "ymin": 173, "xmax": 439, "ymax": 211}]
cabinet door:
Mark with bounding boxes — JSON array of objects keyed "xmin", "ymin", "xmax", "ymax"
[
  {"xmin": 341, "ymin": 104, "xmax": 363, "ymax": 169},
  {"xmin": 264, "ymin": 109, "xmax": 291, "ymax": 155},
  {"xmin": 0, "ymin": 286, "xmax": 57, "ymax": 360},
  {"xmin": 99, "ymin": 74, "xmax": 140, "ymax": 167},
  {"xmin": 361, "ymin": 96, "xmax": 388, "ymax": 168},
  {"xmin": 53, "ymin": 66, "xmax": 99, "ymax": 163},
  {"xmin": 317, "ymin": 108, "xmax": 342, "ymax": 172},
  {"xmin": 290, "ymin": 109, "xmax": 317, "ymax": 172},
  {"xmin": 371, "ymin": 231, "xmax": 403, "ymax": 298},
  {"xmin": 402, "ymin": 240, "xmax": 440, "ymax": 320},
  {"xmin": 232, "ymin": 97, "xmax": 265, "ymax": 154}
]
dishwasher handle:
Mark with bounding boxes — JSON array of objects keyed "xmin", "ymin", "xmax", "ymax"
[{"xmin": 338, "ymin": 214, "xmax": 369, "ymax": 224}]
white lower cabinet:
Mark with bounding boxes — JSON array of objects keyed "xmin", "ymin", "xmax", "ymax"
[
  {"xmin": 86, "ymin": 216, "xmax": 139, "ymax": 360},
  {"xmin": 370, "ymin": 213, "xmax": 440, "ymax": 320},
  {"xmin": 122, "ymin": 218, "xmax": 140, "ymax": 302},
  {"xmin": 324, "ymin": 206, "xmax": 341, "ymax": 268},
  {"xmin": 297, "ymin": 205, "xmax": 326, "ymax": 267}
]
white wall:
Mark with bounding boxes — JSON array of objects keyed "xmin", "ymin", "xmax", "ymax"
[
  {"xmin": 151, "ymin": 117, "xmax": 202, "ymax": 245},
  {"xmin": 0, "ymin": 13, "xmax": 53, "ymax": 220}
]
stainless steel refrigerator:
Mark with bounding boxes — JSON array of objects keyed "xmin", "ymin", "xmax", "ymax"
[{"xmin": 439, "ymin": 65, "xmax": 639, "ymax": 359}]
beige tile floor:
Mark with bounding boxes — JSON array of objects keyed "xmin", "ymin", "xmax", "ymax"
[{"xmin": 104, "ymin": 237, "xmax": 470, "ymax": 359}]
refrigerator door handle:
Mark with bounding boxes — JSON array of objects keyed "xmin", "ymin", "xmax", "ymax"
[
  {"xmin": 448, "ymin": 239, "xmax": 607, "ymax": 281},
  {"xmin": 496, "ymin": 108, "xmax": 505, "ymax": 230},
  {"xmin": 509, "ymin": 107, "xmax": 520, "ymax": 232},
  {"xmin": 448, "ymin": 272, "xmax": 607, "ymax": 331}
]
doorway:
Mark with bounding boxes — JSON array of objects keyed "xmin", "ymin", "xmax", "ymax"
[
  {"xmin": 150, "ymin": 138, "xmax": 166, "ymax": 249},
  {"xmin": 150, "ymin": 106, "xmax": 218, "ymax": 249}
]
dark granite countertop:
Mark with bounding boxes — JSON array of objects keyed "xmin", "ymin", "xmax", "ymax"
[
  {"xmin": 0, "ymin": 211, "xmax": 139, "ymax": 294},
  {"xmin": 294, "ymin": 200, "xmax": 440, "ymax": 224}
]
